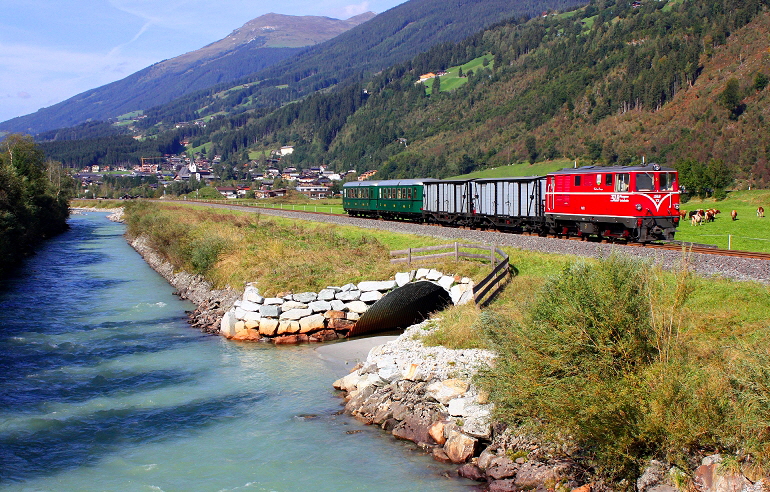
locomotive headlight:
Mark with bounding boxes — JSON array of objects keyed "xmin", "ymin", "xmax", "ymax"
[
  {"xmin": 635, "ymin": 204, "xmax": 642, "ymax": 211},
  {"xmin": 674, "ymin": 203, "xmax": 680, "ymax": 210}
]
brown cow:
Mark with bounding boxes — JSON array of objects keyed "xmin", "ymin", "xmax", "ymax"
[
  {"xmin": 691, "ymin": 212, "xmax": 703, "ymax": 226},
  {"xmin": 731, "ymin": 210, "xmax": 738, "ymax": 221},
  {"xmin": 758, "ymin": 206, "xmax": 765, "ymax": 218},
  {"xmin": 679, "ymin": 210, "xmax": 688, "ymax": 220}
]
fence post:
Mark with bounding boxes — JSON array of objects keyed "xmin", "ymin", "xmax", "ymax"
[
  {"xmin": 455, "ymin": 242, "xmax": 459, "ymax": 262},
  {"xmin": 490, "ymin": 245, "xmax": 495, "ymax": 266},
  {"xmin": 728, "ymin": 234, "xmax": 732, "ymax": 250},
  {"xmin": 408, "ymin": 248, "xmax": 412, "ymax": 265}
]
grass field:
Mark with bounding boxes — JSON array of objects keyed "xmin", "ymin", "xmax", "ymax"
[
  {"xmin": 426, "ymin": 54, "xmax": 495, "ymax": 95},
  {"xmin": 674, "ymin": 190, "xmax": 770, "ymax": 252},
  {"xmin": 449, "ymin": 159, "xmax": 574, "ymax": 179}
]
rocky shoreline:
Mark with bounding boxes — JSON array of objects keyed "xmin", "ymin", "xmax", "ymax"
[{"xmin": 334, "ymin": 323, "xmax": 770, "ymax": 492}]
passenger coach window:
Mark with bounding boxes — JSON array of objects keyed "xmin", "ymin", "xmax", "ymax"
[
  {"xmin": 605, "ymin": 174, "xmax": 613, "ymax": 186},
  {"xmin": 615, "ymin": 173, "xmax": 630, "ymax": 192},
  {"xmin": 635, "ymin": 172, "xmax": 654, "ymax": 191},
  {"xmin": 660, "ymin": 172, "xmax": 676, "ymax": 191}
]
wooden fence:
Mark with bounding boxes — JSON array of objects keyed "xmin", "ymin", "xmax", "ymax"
[{"xmin": 389, "ymin": 242, "xmax": 512, "ymax": 307}]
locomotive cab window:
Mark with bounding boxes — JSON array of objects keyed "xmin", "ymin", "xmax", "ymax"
[
  {"xmin": 574, "ymin": 175, "xmax": 581, "ymax": 186},
  {"xmin": 660, "ymin": 172, "xmax": 676, "ymax": 191},
  {"xmin": 615, "ymin": 173, "xmax": 630, "ymax": 192},
  {"xmin": 605, "ymin": 174, "xmax": 613, "ymax": 186},
  {"xmin": 635, "ymin": 172, "xmax": 654, "ymax": 191}
]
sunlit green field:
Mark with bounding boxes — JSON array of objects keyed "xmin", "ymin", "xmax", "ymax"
[
  {"xmin": 448, "ymin": 159, "xmax": 573, "ymax": 179},
  {"xmin": 674, "ymin": 190, "xmax": 770, "ymax": 252}
]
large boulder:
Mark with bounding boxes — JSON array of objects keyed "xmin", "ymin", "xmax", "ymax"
[
  {"xmin": 318, "ymin": 288, "xmax": 337, "ymax": 301},
  {"xmin": 220, "ymin": 310, "xmax": 238, "ymax": 337},
  {"xmin": 360, "ymin": 291, "xmax": 383, "ymax": 303},
  {"xmin": 299, "ymin": 314, "xmax": 326, "ymax": 333},
  {"xmin": 346, "ymin": 301, "xmax": 369, "ymax": 314},
  {"xmin": 308, "ymin": 300, "xmax": 332, "ymax": 313},
  {"xmin": 259, "ymin": 318, "xmax": 279, "ymax": 336},
  {"xmin": 444, "ymin": 430, "xmax": 478, "ymax": 463},
  {"xmin": 293, "ymin": 292, "xmax": 318, "ymax": 303},
  {"xmin": 280, "ymin": 308, "xmax": 312, "ymax": 320},
  {"xmin": 426, "ymin": 379, "xmax": 469, "ymax": 405},
  {"xmin": 336, "ymin": 290, "xmax": 361, "ymax": 301},
  {"xmin": 281, "ymin": 301, "xmax": 308, "ymax": 311},
  {"xmin": 392, "ymin": 415, "xmax": 435, "ymax": 445},
  {"xmin": 358, "ymin": 280, "xmax": 396, "ymax": 292},
  {"xmin": 259, "ymin": 305, "xmax": 281, "ymax": 318}
]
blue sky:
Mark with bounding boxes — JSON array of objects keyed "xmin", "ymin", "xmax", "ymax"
[{"xmin": 0, "ymin": 0, "xmax": 406, "ymax": 123}]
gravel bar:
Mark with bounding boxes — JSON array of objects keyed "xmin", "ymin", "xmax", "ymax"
[{"xmin": 180, "ymin": 201, "xmax": 770, "ymax": 285}]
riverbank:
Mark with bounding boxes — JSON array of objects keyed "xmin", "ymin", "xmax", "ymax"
[{"xmin": 102, "ymin": 202, "xmax": 767, "ymax": 490}]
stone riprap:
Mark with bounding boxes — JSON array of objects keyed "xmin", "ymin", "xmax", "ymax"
[{"xmin": 219, "ymin": 269, "xmax": 475, "ymax": 344}]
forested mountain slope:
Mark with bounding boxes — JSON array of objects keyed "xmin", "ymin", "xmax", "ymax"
[
  {"xmin": 131, "ymin": 0, "xmax": 589, "ymax": 128},
  {"xmin": 187, "ymin": 0, "xmax": 767, "ymax": 186},
  {"xmin": 0, "ymin": 13, "xmax": 374, "ymax": 135},
  {"xmin": 39, "ymin": 0, "xmax": 770, "ymax": 190},
  {"xmin": 325, "ymin": 0, "xmax": 770, "ymax": 185}
]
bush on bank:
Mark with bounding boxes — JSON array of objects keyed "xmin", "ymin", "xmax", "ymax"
[{"xmin": 477, "ymin": 255, "xmax": 770, "ymax": 484}]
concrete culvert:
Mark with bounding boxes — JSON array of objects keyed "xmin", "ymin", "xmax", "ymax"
[{"xmin": 349, "ymin": 281, "xmax": 453, "ymax": 337}]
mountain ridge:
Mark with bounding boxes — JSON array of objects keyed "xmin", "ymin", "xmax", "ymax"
[{"xmin": 0, "ymin": 12, "xmax": 375, "ymax": 135}]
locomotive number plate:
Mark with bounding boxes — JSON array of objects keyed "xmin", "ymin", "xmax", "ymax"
[{"xmin": 610, "ymin": 194, "xmax": 630, "ymax": 202}]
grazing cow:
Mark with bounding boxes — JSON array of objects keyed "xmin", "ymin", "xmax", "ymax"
[
  {"xmin": 691, "ymin": 212, "xmax": 703, "ymax": 226},
  {"xmin": 680, "ymin": 210, "xmax": 688, "ymax": 220},
  {"xmin": 758, "ymin": 206, "xmax": 765, "ymax": 218},
  {"xmin": 731, "ymin": 210, "xmax": 738, "ymax": 221},
  {"xmin": 705, "ymin": 209, "xmax": 720, "ymax": 222}
]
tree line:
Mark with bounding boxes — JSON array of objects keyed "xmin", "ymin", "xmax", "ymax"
[{"xmin": 0, "ymin": 135, "xmax": 76, "ymax": 278}]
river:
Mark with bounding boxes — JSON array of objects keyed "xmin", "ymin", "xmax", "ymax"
[{"xmin": 0, "ymin": 212, "xmax": 469, "ymax": 491}]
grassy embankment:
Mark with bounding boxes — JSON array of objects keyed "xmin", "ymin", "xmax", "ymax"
[{"xmin": 117, "ymin": 200, "xmax": 768, "ymax": 486}]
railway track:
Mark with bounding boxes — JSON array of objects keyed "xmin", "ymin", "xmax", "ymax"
[{"xmin": 156, "ymin": 200, "xmax": 770, "ymax": 262}]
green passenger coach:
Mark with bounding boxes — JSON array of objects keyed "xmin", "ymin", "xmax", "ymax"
[
  {"xmin": 342, "ymin": 181, "xmax": 379, "ymax": 217},
  {"xmin": 343, "ymin": 179, "xmax": 431, "ymax": 220}
]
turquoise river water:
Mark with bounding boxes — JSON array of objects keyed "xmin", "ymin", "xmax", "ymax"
[{"xmin": 0, "ymin": 212, "xmax": 471, "ymax": 491}]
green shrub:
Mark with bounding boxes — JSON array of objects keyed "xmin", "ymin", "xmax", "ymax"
[
  {"xmin": 188, "ymin": 236, "xmax": 229, "ymax": 274},
  {"xmin": 478, "ymin": 254, "xmax": 770, "ymax": 483},
  {"xmin": 480, "ymin": 255, "xmax": 663, "ymax": 478}
]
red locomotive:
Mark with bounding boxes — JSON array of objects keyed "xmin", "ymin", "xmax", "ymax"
[{"xmin": 545, "ymin": 164, "xmax": 680, "ymax": 242}]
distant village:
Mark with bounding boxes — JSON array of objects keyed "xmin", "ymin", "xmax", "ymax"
[{"xmin": 73, "ymin": 145, "xmax": 378, "ymax": 199}]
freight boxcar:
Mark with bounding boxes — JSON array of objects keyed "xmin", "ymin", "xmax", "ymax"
[{"xmin": 470, "ymin": 177, "xmax": 546, "ymax": 232}]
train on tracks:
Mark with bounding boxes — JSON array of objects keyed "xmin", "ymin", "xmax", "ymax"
[{"xmin": 343, "ymin": 164, "xmax": 681, "ymax": 243}]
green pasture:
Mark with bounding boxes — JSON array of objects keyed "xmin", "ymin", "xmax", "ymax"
[
  {"xmin": 426, "ymin": 54, "xmax": 494, "ymax": 95},
  {"xmin": 675, "ymin": 190, "xmax": 770, "ymax": 252},
  {"xmin": 248, "ymin": 150, "xmax": 270, "ymax": 160},
  {"xmin": 449, "ymin": 159, "xmax": 573, "ymax": 179},
  {"xmin": 116, "ymin": 110, "xmax": 143, "ymax": 121}
]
